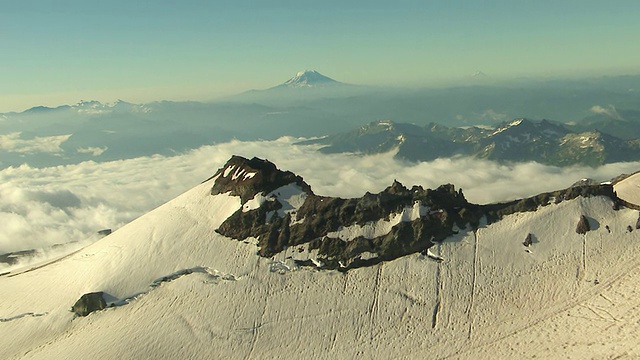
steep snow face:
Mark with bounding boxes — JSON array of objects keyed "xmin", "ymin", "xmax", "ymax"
[
  {"xmin": 2, "ymin": 170, "xmax": 640, "ymax": 359},
  {"xmin": 615, "ymin": 172, "xmax": 640, "ymax": 206}
]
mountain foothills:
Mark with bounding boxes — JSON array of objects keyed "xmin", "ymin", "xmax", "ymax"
[
  {"xmin": 300, "ymin": 118, "xmax": 640, "ymax": 166},
  {"xmin": 2, "ymin": 155, "xmax": 640, "ymax": 358},
  {"xmin": 2, "ymin": 71, "xmax": 640, "ymax": 169}
]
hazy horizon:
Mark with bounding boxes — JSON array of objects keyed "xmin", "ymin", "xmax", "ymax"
[{"xmin": 2, "ymin": 1, "xmax": 640, "ymax": 113}]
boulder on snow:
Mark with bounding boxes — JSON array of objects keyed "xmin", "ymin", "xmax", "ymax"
[
  {"xmin": 576, "ymin": 215, "xmax": 591, "ymax": 235},
  {"xmin": 72, "ymin": 292, "xmax": 107, "ymax": 317},
  {"xmin": 523, "ymin": 233, "xmax": 533, "ymax": 247},
  {"xmin": 97, "ymin": 229, "xmax": 112, "ymax": 236}
]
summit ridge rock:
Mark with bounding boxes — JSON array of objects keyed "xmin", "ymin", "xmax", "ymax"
[{"xmin": 213, "ymin": 156, "xmax": 621, "ymax": 271}]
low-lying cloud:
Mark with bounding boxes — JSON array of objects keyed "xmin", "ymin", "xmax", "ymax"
[
  {"xmin": 0, "ymin": 132, "xmax": 71, "ymax": 154},
  {"xmin": 590, "ymin": 104, "xmax": 624, "ymax": 121},
  {"xmin": 1, "ymin": 137, "xmax": 639, "ymax": 257}
]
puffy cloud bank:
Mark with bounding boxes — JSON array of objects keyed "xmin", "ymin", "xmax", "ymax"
[
  {"xmin": 0, "ymin": 132, "xmax": 71, "ymax": 154},
  {"xmin": 1, "ymin": 137, "xmax": 639, "ymax": 258}
]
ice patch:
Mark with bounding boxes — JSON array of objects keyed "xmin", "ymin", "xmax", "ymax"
[
  {"xmin": 426, "ymin": 249, "xmax": 445, "ymax": 262},
  {"xmin": 359, "ymin": 251, "xmax": 378, "ymax": 260},
  {"xmin": 243, "ymin": 193, "xmax": 267, "ymax": 212},
  {"xmin": 231, "ymin": 167, "xmax": 246, "ymax": 180},
  {"xmin": 327, "ymin": 201, "xmax": 430, "ymax": 241},
  {"xmin": 243, "ymin": 183, "xmax": 308, "ymax": 220},
  {"xmin": 222, "ymin": 165, "xmax": 235, "ymax": 178}
]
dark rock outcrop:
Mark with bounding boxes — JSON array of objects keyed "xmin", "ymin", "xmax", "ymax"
[
  {"xmin": 0, "ymin": 250, "xmax": 36, "ymax": 266},
  {"xmin": 209, "ymin": 155, "xmax": 310, "ymax": 203},
  {"xmin": 97, "ymin": 229, "xmax": 112, "ymax": 236},
  {"xmin": 523, "ymin": 233, "xmax": 533, "ymax": 247},
  {"xmin": 72, "ymin": 292, "xmax": 107, "ymax": 317},
  {"xmin": 636, "ymin": 213, "xmax": 640, "ymax": 230},
  {"xmin": 576, "ymin": 215, "xmax": 591, "ymax": 235},
  {"xmin": 212, "ymin": 156, "xmax": 623, "ymax": 271}
]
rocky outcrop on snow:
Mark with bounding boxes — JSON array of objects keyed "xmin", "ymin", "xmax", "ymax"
[
  {"xmin": 210, "ymin": 155, "xmax": 311, "ymax": 203},
  {"xmin": 523, "ymin": 233, "xmax": 534, "ymax": 247},
  {"xmin": 0, "ymin": 250, "xmax": 37, "ymax": 266},
  {"xmin": 213, "ymin": 156, "xmax": 623, "ymax": 271},
  {"xmin": 72, "ymin": 292, "xmax": 107, "ymax": 317},
  {"xmin": 576, "ymin": 215, "xmax": 591, "ymax": 234}
]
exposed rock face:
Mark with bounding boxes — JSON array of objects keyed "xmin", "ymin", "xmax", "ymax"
[
  {"xmin": 72, "ymin": 292, "xmax": 107, "ymax": 317},
  {"xmin": 636, "ymin": 213, "xmax": 640, "ymax": 230},
  {"xmin": 213, "ymin": 156, "xmax": 621, "ymax": 271},
  {"xmin": 576, "ymin": 215, "xmax": 591, "ymax": 235},
  {"xmin": 0, "ymin": 250, "xmax": 37, "ymax": 266},
  {"xmin": 210, "ymin": 155, "xmax": 310, "ymax": 203}
]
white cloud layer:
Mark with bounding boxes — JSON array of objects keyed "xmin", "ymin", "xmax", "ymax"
[
  {"xmin": 76, "ymin": 146, "xmax": 108, "ymax": 156},
  {"xmin": 1, "ymin": 137, "xmax": 639, "ymax": 258},
  {"xmin": 0, "ymin": 132, "xmax": 71, "ymax": 154}
]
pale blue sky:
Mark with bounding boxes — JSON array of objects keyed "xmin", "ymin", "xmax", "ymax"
[{"xmin": 1, "ymin": 0, "xmax": 639, "ymax": 112}]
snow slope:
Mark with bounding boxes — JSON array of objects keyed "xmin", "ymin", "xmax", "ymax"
[
  {"xmin": 615, "ymin": 171, "xmax": 640, "ymax": 206},
  {"xmin": 2, "ymin": 175, "xmax": 640, "ymax": 359}
]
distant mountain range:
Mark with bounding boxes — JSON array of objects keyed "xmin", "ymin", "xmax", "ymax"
[
  {"xmin": 20, "ymin": 99, "xmax": 151, "ymax": 115},
  {"xmin": 568, "ymin": 107, "xmax": 640, "ymax": 140},
  {"xmin": 3, "ymin": 71, "xmax": 640, "ymax": 169},
  {"xmin": 299, "ymin": 118, "xmax": 640, "ymax": 166}
]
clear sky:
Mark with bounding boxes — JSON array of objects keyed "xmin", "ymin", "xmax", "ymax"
[{"xmin": 1, "ymin": 0, "xmax": 640, "ymax": 112}]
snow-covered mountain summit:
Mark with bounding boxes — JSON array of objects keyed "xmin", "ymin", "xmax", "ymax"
[
  {"xmin": 280, "ymin": 70, "xmax": 341, "ymax": 88},
  {"xmin": 2, "ymin": 156, "xmax": 640, "ymax": 359}
]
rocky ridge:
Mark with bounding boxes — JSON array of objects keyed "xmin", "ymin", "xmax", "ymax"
[
  {"xmin": 214, "ymin": 156, "xmax": 620, "ymax": 271},
  {"xmin": 299, "ymin": 119, "xmax": 640, "ymax": 166}
]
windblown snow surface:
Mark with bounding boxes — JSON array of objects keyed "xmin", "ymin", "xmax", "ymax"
[{"xmin": 1, "ymin": 174, "xmax": 640, "ymax": 359}]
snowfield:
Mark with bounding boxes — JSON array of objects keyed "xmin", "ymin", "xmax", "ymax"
[
  {"xmin": 2, "ymin": 175, "xmax": 640, "ymax": 359},
  {"xmin": 615, "ymin": 171, "xmax": 640, "ymax": 206},
  {"xmin": 326, "ymin": 201, "xmax": 430, "ymax": 242}
]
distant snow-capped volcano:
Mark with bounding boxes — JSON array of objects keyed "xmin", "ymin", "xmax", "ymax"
[{"xmin": 279, "ymin": 70, "xmax": 341, "ymax": 88}]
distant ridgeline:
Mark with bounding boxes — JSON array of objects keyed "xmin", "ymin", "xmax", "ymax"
[
  {"xmin": 213, "ymin": 156, "xmax": 624, "ymax": 271},
  {"xmin": 297, "ymin": 119, "xmax": 640, "ymax": 166}
]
